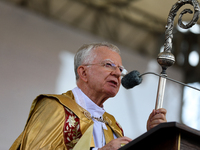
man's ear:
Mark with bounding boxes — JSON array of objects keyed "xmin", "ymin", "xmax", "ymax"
[{"xmin": 77, "ymin": 66, "xmax": 88, "ymax": 82}]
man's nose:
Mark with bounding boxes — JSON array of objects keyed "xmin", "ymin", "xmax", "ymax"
[{"xmin": 111, "ymin": 67, "xmax": 121, "ymax": 77}]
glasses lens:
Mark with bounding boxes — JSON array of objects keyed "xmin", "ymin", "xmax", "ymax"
[{"xmin": 102, "ymin": 59, "xmax": 127, "ymax": 75}]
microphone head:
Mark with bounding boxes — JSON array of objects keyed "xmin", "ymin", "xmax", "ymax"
[{"xmin": 121, "ymin": 70, "xmax": 142, "ymax": 89}]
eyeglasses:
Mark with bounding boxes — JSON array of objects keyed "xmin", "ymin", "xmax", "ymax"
[{"xmin": 83, "ymin": 59, "xmax": 128, "ymax": 76}]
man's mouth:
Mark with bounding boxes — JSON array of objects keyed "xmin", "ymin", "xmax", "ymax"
[{"xmin": 109, "ymin": 80, "xmax": 118, "ymax": 87}]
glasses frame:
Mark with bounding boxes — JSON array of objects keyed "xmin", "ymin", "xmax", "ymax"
[{"xmin": 83, "ymin": 59, "xmax": 128, "ymax": 76}]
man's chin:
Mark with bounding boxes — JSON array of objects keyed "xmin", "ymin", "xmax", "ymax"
[
  {"xmin": 107, "ymin": 90, "xmax": 118, "ymax": 98},
  {"xmin": 103, "ymin": 86, "xmax": 119, "ymax": 98}
]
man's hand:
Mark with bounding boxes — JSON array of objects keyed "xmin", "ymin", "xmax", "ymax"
[
  {"xmin": 98, "ymin": 136, "xmax": 132, "ymax": 150},
  {"xmin": 146, "ymin": 108, "xmax": 167, "ymax": 131}
]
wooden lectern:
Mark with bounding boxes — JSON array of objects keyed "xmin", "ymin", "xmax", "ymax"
[{"xmin": 119, "ymin": 122, "xmax": 200, "ymax": 150}]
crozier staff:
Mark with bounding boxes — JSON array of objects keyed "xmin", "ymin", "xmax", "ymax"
[{"xmin": 10, "ymin": 42, "xmax": 167, "ymax": 150}]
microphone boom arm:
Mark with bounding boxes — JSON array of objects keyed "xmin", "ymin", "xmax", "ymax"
[{"xmin": 140, "ymin": 72, "xmax": 200, "ymax": 91}]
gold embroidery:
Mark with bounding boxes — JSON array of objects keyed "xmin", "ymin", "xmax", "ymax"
[{"xmin": 67, "ymin": 116, "xmax": 76, "ymax": 127}]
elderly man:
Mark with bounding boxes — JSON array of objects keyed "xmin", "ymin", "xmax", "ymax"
[{"xmin": 10, "ymin": 42, "xmax": 167, "ymax": 150}]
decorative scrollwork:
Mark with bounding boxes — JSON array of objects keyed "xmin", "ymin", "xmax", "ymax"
[
  {"xmin": 157, "ymin": 0, "xmax": 200, "ymax": 72},
  {"xmin": 164, "ymin": 0, "xmax": 200, "ymax": 53}
]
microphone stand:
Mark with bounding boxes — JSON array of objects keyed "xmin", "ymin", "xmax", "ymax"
[
  {"xmin": 140, "ymin": 72, "xmax": 200, "ymax": 92},
  {"xmin": 155, "ymin": 0, "xmax": 200, "ymax": 110}
]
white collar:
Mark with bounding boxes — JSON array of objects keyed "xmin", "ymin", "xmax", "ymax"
[
  {"xmin": 72, "ymin": 87, "xmax": 105, "ymax": 118},
  {"xmin": 72, "ymin": 87, "xmax": 109, "ymax": 147}
]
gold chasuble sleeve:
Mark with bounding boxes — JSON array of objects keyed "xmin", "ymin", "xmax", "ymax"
[
  {"xmin": 17, "ymin": 97, "xmax": 67, "ymax": 150},
  {"xmin": 10, "ymin": 91, "xmax": 95, "ymax": 150},
  {"xmin": 10, "ymin": 91, "xmax": 123, "ymax": 150}
]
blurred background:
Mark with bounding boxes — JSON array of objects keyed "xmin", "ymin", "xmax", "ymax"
[{"xmin": 1, "ymin": 0, "xmax": 200, "ymax": 149}]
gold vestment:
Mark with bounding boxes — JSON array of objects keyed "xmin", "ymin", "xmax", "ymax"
[{"xmin": 10, "ymin": 90, "xmax": 123, "ymax": 150}]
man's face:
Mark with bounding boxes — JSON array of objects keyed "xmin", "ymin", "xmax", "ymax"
[{"xmin": 86, "ymin": 46, "xmax": 123, "ymax": 98}]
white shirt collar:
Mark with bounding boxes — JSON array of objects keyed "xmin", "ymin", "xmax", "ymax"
[{"xmin": 72, "ymin": 87, "xmax": 105, "ymax": 118}]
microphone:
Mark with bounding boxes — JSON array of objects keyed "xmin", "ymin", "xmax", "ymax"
[
  {"xmin": 122, "ymin": 71, "xmax": 200, "ymax": 91},
  {"xmin": 121, "ymin": 70, "xmax": 142, "ymax": 89}
]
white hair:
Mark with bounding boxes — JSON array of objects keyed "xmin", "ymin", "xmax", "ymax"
[{"xmin": 74, "ymin": 42, "xmax": 121, "ymax": 80}]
